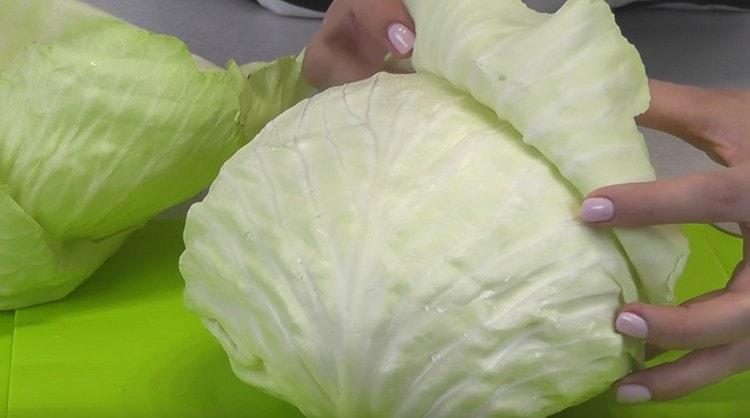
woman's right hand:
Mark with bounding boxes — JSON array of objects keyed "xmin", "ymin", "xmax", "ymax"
[
  {"xmin": 303, "ymin": 0, "xmax": 415, "ymax": 89},
  {"xmin": 581, "ymin": 82, "xmax": 750, "ymax": 402}
]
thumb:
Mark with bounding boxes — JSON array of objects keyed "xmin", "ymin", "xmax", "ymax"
[
  {"xmin": 303, "ymin": 0, "xmax": 414, "ymax": 89},
  {"xmin": 579, "ymin": 168, "xmax": 750, "ymax": 227},
  {"xmin": 356, "ymin": 0, "xmax": 415, "ymax": 58}
]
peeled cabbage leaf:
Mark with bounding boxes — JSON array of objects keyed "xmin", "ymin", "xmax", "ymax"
[
  {"xmin": 403, "ymin": 0, "xmax": 687, "ymax": 304},
  {"xmin": 0, "ymin": 0, "xmax": 110, "ymax": 69},
  {"xmin": 0, "ymin": 0, "xmax": 310, "ymax": 309},
  {"xmin": 180, "ymin": 0, "xmax": 689, "ymax": 417}
]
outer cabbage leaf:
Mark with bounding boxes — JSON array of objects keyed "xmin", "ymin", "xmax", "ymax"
[
  {"xmin": 182, "ymin": 73, "xmax": 642, "ymax": 418},
  {"xmin": 0, "ymin": 187, "xmax": 128, "ymax": 308},
  {"xmin": 0, "ymin": 19, "xmax": 245, "ymax": 240},
  {"xmin": 403, "ymin": 0, "xmax": 688, "ymax": 303},
  {"xmin": 239, "ymin": 54, "xmax": 312, "ymax": 140},
  {"xmin": 0, "ymin": 0, "xmax": 111, "ymax": 69}
]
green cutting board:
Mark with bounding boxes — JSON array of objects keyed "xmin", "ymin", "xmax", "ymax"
[
  {"xmin": 0, "ymin": 221, "xmax": 302, "ymax": 418},
  {"xmin": 0, "ymin": 310, "xmax": 12, "ymax": 418},
  {"xmin": 0, "ymin": 221, "xmax": 747, "ymax": 417}
]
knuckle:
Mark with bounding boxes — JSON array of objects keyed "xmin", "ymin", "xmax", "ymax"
[
  {"xmin": 734, "ymin": 291, "xmax": 750, "ymax": 323},
  {"xmin": 715, "ymin": 179, "xmax": 742, "ymax": 207},
  {"xmin": 301, "ymin": 58, "xmax": 325, "ymax": 89},
  {"xmin": 348, "ymin": 6, "xmax": 360, "ymax": 23},
  {"xmin": 734, "ymin": 340, "xmax": 750, "ymax": 369},
  {"xmin": 659, "ymin": 309, "xmax": 695, "ymax": 349},
  {"xmin": 634, "ymin": 371, "xmax": 688, "ymax": 401},
  {"xmin": 703, "ymin": 174, "xmax": 744, "ymax": 220},
  {"xmin": 659, "ymin": 375, "xmax": 701, "ymax": 400}
]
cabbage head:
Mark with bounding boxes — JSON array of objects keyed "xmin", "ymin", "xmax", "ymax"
[
  {"xmin": 179, "ymin": 0, "xmax": 689, "ymax": 417},
  {"xmin": 0, "ymin": 0, "xmax": 309, "ymax": 309}
]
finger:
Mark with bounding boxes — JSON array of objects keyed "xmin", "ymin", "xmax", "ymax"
[
  {"xmin": 735, "ymin": 224, "xmax": 750, "ymax": 277},
  {"xmin": 304, "ymin": 30, "xmax": 385, "ymax": 88},
  {"xmin": 351, "ymin": 0, "xmax": 415, "ymax": 58},
  {"xmin": 304, "ymin": 1, "xmax": 386, "ymax": 88},
  {"xmin": 638, "ymin": 81, "xmax": 750, "ymax": 167},
  {"xmin": 637, "ymin": 81, "xmax": 722, "ymax": 155},
  {"xmin": 580, "ymin": 167, "xmax": 750, "ymax": 226},
  {"xmin": 303, "ymin": 0, "xmax": 414, "ymax": 89},
  {"xmin": 728, "ymin": 260, "xmax": 750, "ymax": 292},
  {"xmin": 614, "ymin": 290, "xmax": 750, "ymax": 350},
  {"xmin": 616, "ymin": 339, "xmax": 750, "ymax": 402},
  {"xmin": 644, "ymin": 344, "xmax": 665, "ymax": 361},
  {"xmin": 641, "ymin": 288, "xmax": 728, "ymax": 360}
]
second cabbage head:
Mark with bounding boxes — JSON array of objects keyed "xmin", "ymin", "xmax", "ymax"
[
  {"xmin": 0, "ymin": 0, "xmax": 310, "ymax": 309},
  {"xmin": 180, "ymin": 0, "xmax": 689, "ymax": 417}
]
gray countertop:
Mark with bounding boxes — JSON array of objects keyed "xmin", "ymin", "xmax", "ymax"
[
  {"xmin": 80, "ymin": 1, "xmax": 749, "ymax": 88},
  {"xmin": 83, "ymin": 0, "xmax": 320, "ymax": 64},
  {"xmin": 617, "ymin": 9, "xmax": 749, "ymax": 184},
  {"xmin": 82, "ymin": 0, "xmax": 749, "ymax": 194}
]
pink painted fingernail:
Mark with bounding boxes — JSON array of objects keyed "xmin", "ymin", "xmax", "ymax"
[
  {"xmin": 616, "ymin": 312, "xmax": 649, "ymax": 339},
  {"xmin": 617, "ymin": 384, "xmax": 652, "ymax": 404},
  {"xmin": 580, "ymin": 197, "xmax": 614, "ymax": 223},
  {"xmin": 387, "ymin": 23, "xmax": 415, "ymax": 55}
]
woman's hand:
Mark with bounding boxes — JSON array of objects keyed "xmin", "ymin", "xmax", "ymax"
[
  {"xmin": 580, "ymin": 81, "xmax": 750, "ymax": 403},
  {"xmin": 303, "ymin": 0, "xmax": 414, "ymax": 89}
]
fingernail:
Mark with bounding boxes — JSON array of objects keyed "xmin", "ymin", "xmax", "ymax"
[
  {"xmin": 616, "ymin": 312, "xmax": 649, "ymax": 339},
  {"xmin": 580, "ymin": 197, "xmax": 614, "ymax": 223},
  {"xmin": 617, "ymin": 384, "xmax": 652, "ymax": 404},
  {"xmin": 387, "ymin": 23, "xmax": 415, "ymax": 55}
]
